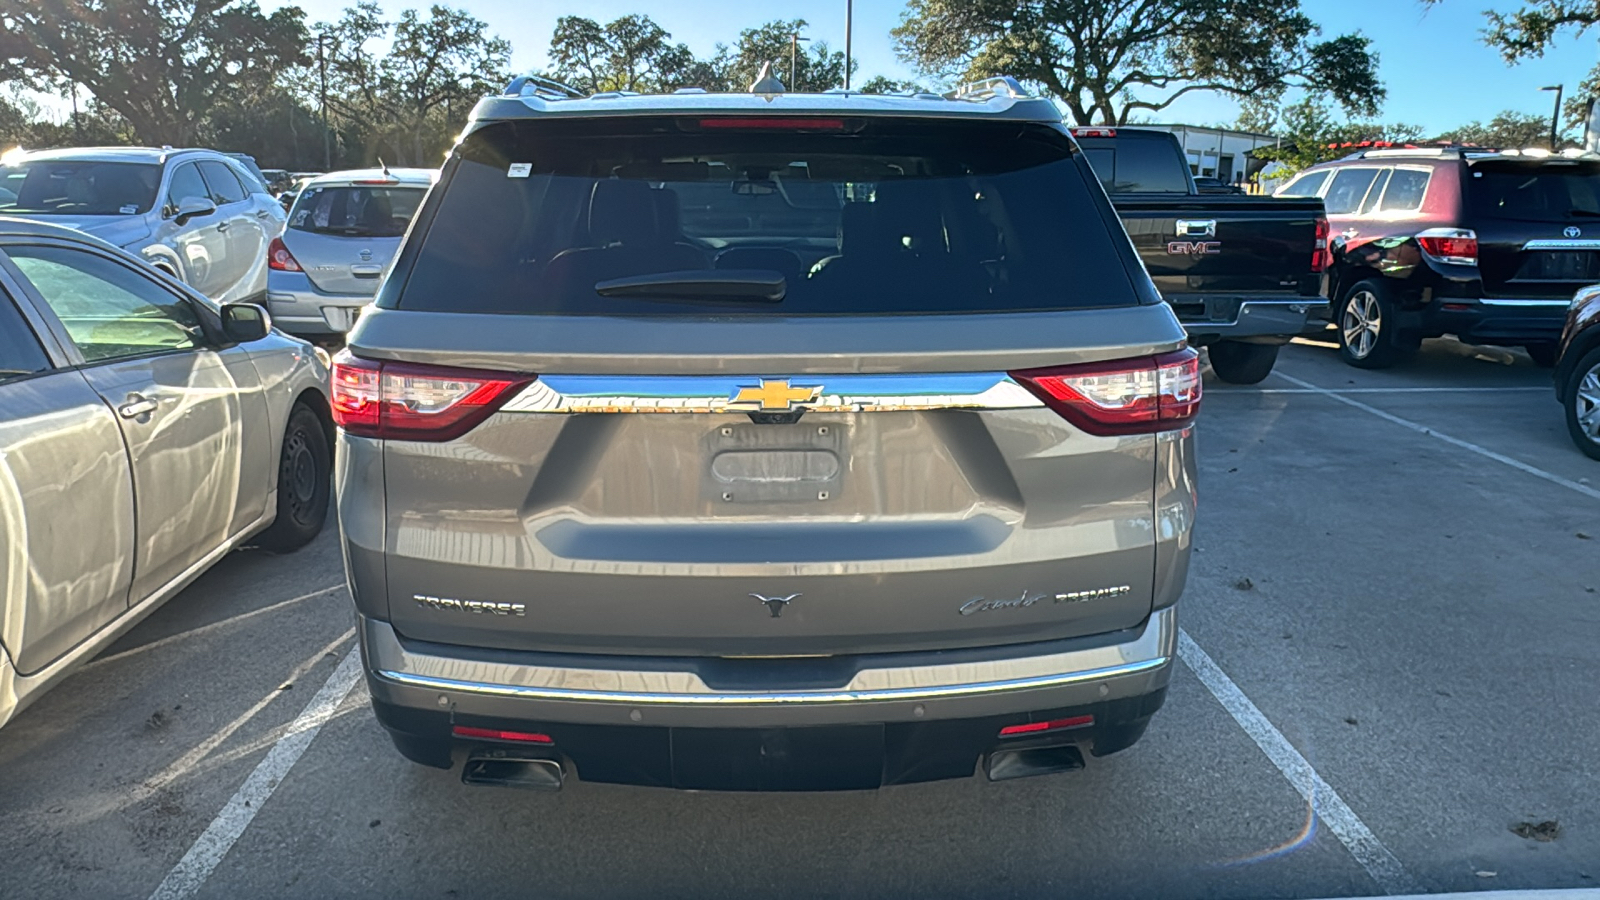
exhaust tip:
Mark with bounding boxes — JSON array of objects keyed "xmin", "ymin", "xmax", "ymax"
[
  {"xmin": 461, "ymin": 754, "xmax": 564, "ymax": 791},
  {"xmin": 985, "ymin": 744, "xmax": 1086, "ymax": 782}
]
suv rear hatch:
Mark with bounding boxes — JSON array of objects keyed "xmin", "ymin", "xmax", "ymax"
[
  {"xmin": 343, "ymin": 115, "xmax": 1192, "ymax": 658},
  {"xmin": 1467, "ymin": 157, "xmax": 1600, "ymax": 298}
]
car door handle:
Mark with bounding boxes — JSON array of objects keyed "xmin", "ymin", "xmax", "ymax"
[
  {"xmin": 217, "ymin": 222, "xmax": 230, "ymax": 232},
  {"xmin": 255, "ymin": 209, "xmax": 274, "ymax": 219},
  {"xmin": 1341, "ymin": 228, "xmax": 1360, "ymax": 238},
  {"xmin": 1176, "ymin": 219, "xmax": 1216, "ymax": 238},
  {"xmin": 118, "ymin": 395, "xmax": 158, "ymax": 419}
]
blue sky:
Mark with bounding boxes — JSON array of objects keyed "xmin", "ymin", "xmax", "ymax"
[{"xmin": 268, "ymin": 0, "xmax": 1596, "ymax": 134}]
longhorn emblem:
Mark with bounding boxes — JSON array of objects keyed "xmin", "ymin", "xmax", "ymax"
[{"xmin": 751, "ymin": 593, "xmax": 800, "ymax": 618}]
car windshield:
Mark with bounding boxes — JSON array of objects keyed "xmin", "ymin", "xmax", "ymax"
[
  {"xmin": 394, "ymin": 117, "xmax": 1136, "ymax": 316},
  {"xmin": 0, "ymin": 160, "xmax": 161, "ymax": 215},
  {"xmin": 288, "ymin": 184, "xmax": 426, "ymax": 237},
  {"xmin": 1467, "ymin": 161, "xmax": 1600, "ymax": 221}
]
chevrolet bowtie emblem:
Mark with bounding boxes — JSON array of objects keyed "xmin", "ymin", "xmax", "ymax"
[{"xmin": 732, "ymin": 379, "xmax": 822, "ymax": 411}]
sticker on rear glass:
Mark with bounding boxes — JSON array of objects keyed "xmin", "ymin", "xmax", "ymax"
[
  {"xmin": 507, "ymin": 163, "xmax": 532, "ymax": 178},
  {"xmin": 120, "ymin": 205, "xmax": 138, "ymax": 214}
]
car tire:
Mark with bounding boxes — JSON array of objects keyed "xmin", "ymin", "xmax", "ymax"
[
  {"xmin": 1524, "ymin": 343, "xmax": 1560, "ymax": 368},
  {"xmin": 1563, "ymin": 346, "xmax": 1600, "ymax": 461},
  {"xmin": 1206, "ymin": 341, "xmax": 1279, "ymax": 385},
  {"xmin": 256, "ymin": 404, "xmax": 331, "ymax": 552},
  {"xmin": 1338, "ymin": 279, "xmax": 1419, "ymax": 369}
]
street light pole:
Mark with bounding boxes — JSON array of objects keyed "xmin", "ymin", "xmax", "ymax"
[
  {"xmin": 1542, "ymin": 84, "xmax": 1564, "ymax": 150},
  {"xmin": 789, "ymin": 33, "xmax": 810, "ymax": 91},
  {"xmin": 844, "ymin": 0, "xmax": 853, "ymax": 90},
  {"xmin": 318, "ymin": 33, "xmax": 331, "ymax": 170}
]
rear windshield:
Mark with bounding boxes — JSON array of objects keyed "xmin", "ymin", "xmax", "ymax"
[
  {"xmin": 1077, "ymin": 136, "xmax": 1191, "ymax": 194},
  {"xmin": 0, "ymin": 161, "xmax": 161, "ymax": 216},
  {"xmin": 1467, "ymin": 161, "xmax": 1600, "ymax": 222},
  {"xmin": 289, "ymin": 185, "xmax": 426, "ymax": 237},
  {"xmin": 392, "ymin": 118, "xmax": 1136, "ymax": 315}
]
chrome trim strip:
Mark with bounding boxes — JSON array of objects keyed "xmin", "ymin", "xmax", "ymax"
[
  {"xmin": 1522, "ymin": 239, "xmax": 1600, "ymax": 251},
  {"xmin": 371, "ymin": 608, "xmax": 1174, "ymax": 706},
  {"xmin": 1476, "ymin": 298, "xmax": 1574, "ymax": 307},
  {"xmin": 500, "ymin": 372, "xmax": 1044, "ymax": 414}
]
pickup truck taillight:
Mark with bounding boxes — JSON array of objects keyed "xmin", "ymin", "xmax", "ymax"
[
  {"xmin": 1313, "ymin": 215, "xmax": 1330, "ymax": 273},
  {"xmin": 1012, "ymin": 349, "xmax": 1201, "ymax": 436},
  {"xmin": 330, "ymin": 352, "xmax": 535, "ymax": 441},
  {"xmin": 1416, "ymin": 228, "xmax": 1479, "ymax": 266}
]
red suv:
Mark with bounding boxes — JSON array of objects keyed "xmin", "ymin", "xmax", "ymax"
[{"xmin": 1278, "ymin": 146, "xmax": 1600, "ymax": 368}]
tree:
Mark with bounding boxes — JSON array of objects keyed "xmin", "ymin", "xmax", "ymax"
[
  {"xmin": 1248, "ymin": 96, "xmax": 1425, "ymax": 173},
  {"xmin": 305, "ymin": 3, "xmax": 510, "ymax": 167},
  {"xmin": 1436, "ymin": 110, "xmax": 1562, "ymax": 148},
  {"xmin": 1425, "ymin": 0, "xmax": 1600, "ymax": 129},
  {"xmin": 725, "ymin": 20, "xmax": 853, "ymax": 92},
  {"xmin": 857, "ymin": 76, "xmax": 928, "ymax": 94},
  {"xmin": 891, "ymin": 0, "xmax": 1384, "ymax": 125},
  {"xmin": 549, "ymin": 14, "xmax": 703, "ymax": 93},
  {"xmin": 0, "ymin": 0, "xmax": 307, "ymax": 145}
]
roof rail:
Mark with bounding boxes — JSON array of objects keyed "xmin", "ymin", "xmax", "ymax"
[
  {"xmin": 943, "ymin": 76, "xmax": 1030, "ymax": 102},
  {"xmin": 504, "ymin": 74, "xmax": 585, "ymax": 101}
]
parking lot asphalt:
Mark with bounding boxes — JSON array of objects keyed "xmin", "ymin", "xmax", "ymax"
[{"xmin": 2, "ymin": 334, "xmax": 1598, "ymax": 900}]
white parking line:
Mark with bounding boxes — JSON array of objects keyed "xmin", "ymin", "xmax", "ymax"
[
  {"xmin": 146, "ymin": 645, "xmax": 363, "ymax": 900},
  {"xmin": 84, "ymin": 585, "xmax": 345, "ymax": 672},
  {"xmin": 1178, "ymin": 630, "xmax": 1418, "ymax": 894},
  {"xmin": 1273, "ymin": 372, "xmax": 1600, "ymax": 503}
]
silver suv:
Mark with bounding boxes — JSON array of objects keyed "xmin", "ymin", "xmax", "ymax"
[
  {"xmin": 334, "ymin": 76, "xmax": 1198, "ymax": 791},
  {"xmin": 0, "ymin": 147, "xmax": 286, "ymax": 303}
]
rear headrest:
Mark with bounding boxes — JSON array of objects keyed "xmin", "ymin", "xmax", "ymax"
[
  {"xmin": 652, "ymin": 188, "xmax": 684, "ymax": 242},
  {"xmin": 838, "ymin": 202, "xmax": 880, "ymax": 257},
  {"xmin": 589, "ymin": 180, "xmax": 658, "ymax": 245},
  {"xmin": 872, "ymin": 181, "xmax": 943, "ymax": 252}
]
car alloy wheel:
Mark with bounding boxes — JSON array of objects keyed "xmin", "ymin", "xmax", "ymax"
[
  {"xmin": 1577, "ymin": 361, "xmax": 1600, "ymax": 447},
  {"xmin": 1342, "ymin": 290, "xmax": 1381, "ymax": 360}
]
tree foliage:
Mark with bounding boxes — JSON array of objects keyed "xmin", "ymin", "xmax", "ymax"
[
  {"xmin": 309, "ymin": 3, "xmax": 511, "ymax": 166},
  {"xmin": 549, "ymin": 14, "xmax": 701, "ymax": 93},
  {"xmin": 892, "ymin": 0, "xmax": 1384, "ymax": 125},
  {"xmin": 1244, "ymin": 97, "xmax": 1424, "ymax": 172},
  {"xmin": 1437, "ymin": 110, "xmax": 1564, "ymax": 148},
  {"xmin": 0, "ymin": 0, "xmax": 307, "ymax": 145}
]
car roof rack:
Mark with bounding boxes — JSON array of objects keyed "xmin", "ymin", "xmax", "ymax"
[
  {"xmin": 503, "ymin": 74, "xmax": 586, "ymax": 101},
  {"xmin": 942, "ymin": 76, "xmax": 1031, "ymax": 103},
  {"xmin": 1339, "ymin": 143, "xmax": 1600, "ymax": 162}
]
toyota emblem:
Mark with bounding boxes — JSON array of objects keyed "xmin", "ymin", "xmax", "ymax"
[{"xmin": 1564, "ymin": 226, "xmax": 1583, "ymax": 238}]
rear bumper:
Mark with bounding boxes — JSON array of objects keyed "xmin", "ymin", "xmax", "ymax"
[
  {"xmin": 266, "ymin": 274, "xmax": 372, "ymax": 335},
  {"xmin": 363, "ymin": 607, "xmax": 1174, "ymax": 788},
  {"xmin": 1173, "ymin": 296, "xmax": 1324, "ymax": 342},
  {"xmin": 1423, "ymin": 296, "xmax": 1571, "ymax": 344}
]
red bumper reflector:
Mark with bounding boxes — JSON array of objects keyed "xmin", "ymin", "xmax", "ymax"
[
  {"xmin": 1441, "ymin": 303, "xmax": 1473, "ymax": 311},
  {"xmin": 999, "ymin": 715, "xmax": 1094, "ymax": 737},
  {"xmin": 452, "ymin": 725, "xmax": 553, "ymax": 744}
]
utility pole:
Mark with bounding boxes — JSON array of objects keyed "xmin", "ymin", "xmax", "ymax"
[
  {"xmin": 1541, "ymin": 84, "xmax": 1564, "ymax": 150},
  {"xmin": 69, "ymin": 82, "xmax": 81, "ymax": 143},
  {"xmin": 844, "ymin": 0, "xmax": 853, "ymax": 90},
  {"xmin": 318, "ymin": 32, "xmax": 331, "ymax": 170}
]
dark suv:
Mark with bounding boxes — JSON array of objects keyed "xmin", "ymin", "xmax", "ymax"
[
  {"xmin": 332, "ymin": 76, "xmax": 1198, "ymax": 792},
  {"xmin": 1278, "ymin": 146, "xmax": 1600, "ymax": 368}
]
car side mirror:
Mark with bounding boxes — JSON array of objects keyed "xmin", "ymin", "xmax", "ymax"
[
  {"xmin": 174, "ymin": 196, "xmax": 216, "ymax": 224},
  {"xmin": 221, "ymin": 303, "xmax": 271, "ymax": 344},
  {"xmin": 279, "ymin": 194, "xmax": 294, "ymax": 210}
]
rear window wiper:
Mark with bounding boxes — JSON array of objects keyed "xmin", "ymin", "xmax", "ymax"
[
  {"xmin": 1564, "ymin": 208, "xmax": 1600, "ymax": 218},
  {"xmin": 593, "ymin": 269, "xmax": 786, "ymax": 303}
]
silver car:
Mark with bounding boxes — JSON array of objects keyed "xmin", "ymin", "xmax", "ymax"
[
  {"xmin": 266, "ymin": 168, "xmax": 435, "ymax": 337},
  {"xmin": 336, "ymin": 77, "xmax": 1197, "ymax": 791},
  {"xmin": 0, "ymin": 146, "xmax": 287, "ymax": 303},
  {"xmin": 0, "ymin": 217, "xmax": 333, "ymax": 729}
]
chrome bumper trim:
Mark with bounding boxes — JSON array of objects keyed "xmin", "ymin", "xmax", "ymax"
[
  {"xmin": 499, "ymin": 372, "xmax": 1044, "ymax": 414},
  {"xmin": 1474, "ymin": 298, "xmax": 1572, "ymax": 308},
  {"xmin": 371, "ymin": 606, "xmax": 1174, "ymax": 706}
]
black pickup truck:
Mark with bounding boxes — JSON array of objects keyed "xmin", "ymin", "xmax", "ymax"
[{"xmin": 1074, "ymin": 127, "xmax": 1328, "ymax": 383}]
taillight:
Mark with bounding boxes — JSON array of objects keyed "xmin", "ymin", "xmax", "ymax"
[
  {"xmin": 330, "ymin": 352, "xmax": 534, "ymax": 441},
  {"xmin": 1012, "ymin": 349, "xmax": 1201, "ymax": 436},
  {"xmin": 1416, "ymin": 228, "xmax": 1478, "ymax": 265},
  {"xmin": 1070, "ymin": 126, "xmax": 1117, "ymax": 138},
  {"xmin": 268, "ymin": 237, "xmax": 302, "ymax": 272},
  {"xmin": 1312, "ymin": 215, "xmax": 1330, "ymax": 273}
]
